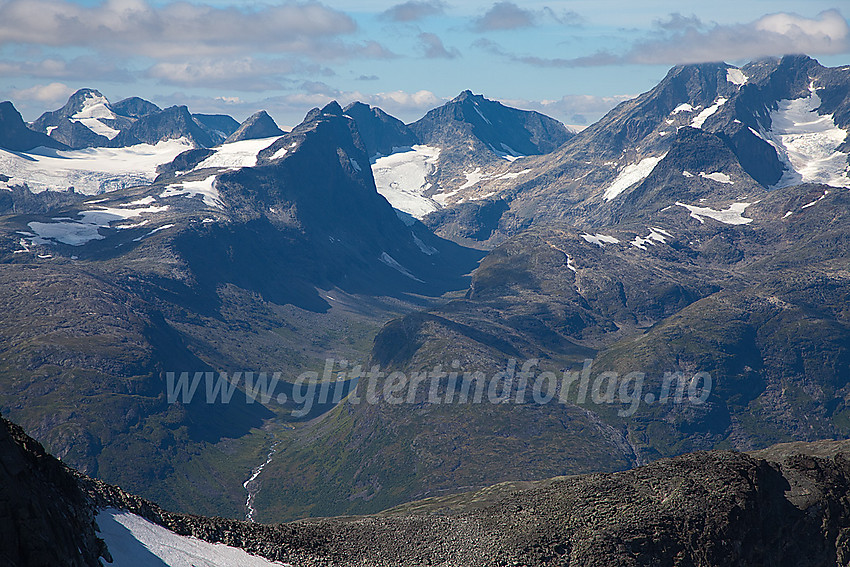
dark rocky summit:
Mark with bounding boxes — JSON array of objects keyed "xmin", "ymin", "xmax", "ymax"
[
  {"xmin": 0, "ymin": 101, "xmax": 67, "ymax": 152},
  {"xmin": 410, "ymin": 90, "xmax": 573, "ymax": 157},
  {"xmin": 224, "ymin": 110, "xmax": 285, "ymax": 143},
  {"xmin": 109, "ymin": 104, "xmax": 220, "ymax": 148},
  {"xmin": 108, "ymin": 96, "xmax": 161, "ymax": 119},
  {"xmin": 4, "ymin": 411, "xmax": 850, "ymax": 566},
  {"xmin": 343, "ymin": 101, "xmax": 418, "ymax": 158}
]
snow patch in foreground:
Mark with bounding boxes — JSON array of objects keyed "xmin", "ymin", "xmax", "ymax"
[
  {"xmin": 194, "ymin": 137, "xmax": 282, "ymax": 171},
  {"xmin": 96, "ymin": 509, "xmax": 285, "ymax": 567},
  {"xmin": 762, "ymin": 85, "xmax": 850, "ymax": 188},
  {"xmin": 603, "ymin": 154, "xmax": 666, "ymax": 201},
  {"xmin": 371, "ymin": 145, "xmax": 441, "ymax": 219},
  {"xmin": 676, "ymin": 202, "xmax": 753, "ymax": 225}
]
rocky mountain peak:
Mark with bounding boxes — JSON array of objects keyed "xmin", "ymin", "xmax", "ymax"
[
  {"xmin": 110, "ymin": 96, "xmax": 161, "ymax": 119},
  {"xmin": 343, "ymin": 101, "xmax": 418, "ymax": 158},
  {"xmin": 410, "ymin": 91, "xmax": 572, "ymax": 156},
  {"xmin": 0, "ymin": 100, "xmax": 67, "ymax": 151},
  {"xmin": 224, "ymin": 110, "xmax": 285, "ymax": 143}
]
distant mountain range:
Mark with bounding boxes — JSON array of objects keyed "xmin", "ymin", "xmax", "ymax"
[{"xmin": 0, "ymin": 54, "xmax": 849, "ymax": 536}]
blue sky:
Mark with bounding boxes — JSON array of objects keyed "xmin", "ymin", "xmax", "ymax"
[{"xmin": 1, "ymin": 0, "xmax": 848, "ymax": 129}]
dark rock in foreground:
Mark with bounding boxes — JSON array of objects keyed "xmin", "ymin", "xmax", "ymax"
[{"xmin": 3, "ymin": 411, "xmax": 850, "ymax": 566}]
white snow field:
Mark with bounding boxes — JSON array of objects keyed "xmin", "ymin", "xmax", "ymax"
[
  {"xmin": 194, "ymin": 137, "xmax": 282, "ymax": 171},
  {"xmin": 72, "ymin": 92, "xmax": 120, "ymax": 140},
  {"xmin": 26, "ymin": 201, "xmax": 169, "ymax": 246},
  {"xmin": 96, "ymin": 509, "xmax": 286, "ymax": 567},
  {"xmin": 603, "ymin": 154, "xmax": 666, "ymax": 201},
  {"xmin": 160, "ymin": 175, "xmax": 222, "ymax": 208},
  {"xmin": 691, "ymin": 98, "xmax": 727, "ymax": 129},
  {"xmin": 631, "ymin": 227, "xmax": 671, "ymax": 250},
  {"xmin": 371, "ymin": 145, "xmax": 441, "ymax": 218},
  {"xmin": 581, "ymin": 233, "xmax": 620, "ymax": 247},
  {"xmin": 726, "ymin": 68, "xmax": 748, "ymax": 86},
  {"xmin": 700, "ymin": 172, "xmax": 733, "ymax": 184},
  {"xmin": 0, "ymin": 139, "xmax": 192, "ymax": 195},
  {"xmin": 763, "ymin": 84, "xmax": 850, "ymax": 189},
  {"xmin": 676, "ymin": 202, "xmax": 753, "ymax": 225}
]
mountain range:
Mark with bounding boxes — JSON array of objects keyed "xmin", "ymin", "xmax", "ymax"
[{"xmin": 1, "ymin": 53, "xmax": 850, "ymax": 554}]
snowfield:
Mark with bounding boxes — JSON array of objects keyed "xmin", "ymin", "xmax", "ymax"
[
  {"xmin": 581, "ymin": 233, "xmax": 620, "ymax": 247},
  {"xmin": 371, "ymin": 145, "xmax": 441, "ymax": 218},
  {"xmin": 194, "ymin": 137, "xmax": 282, "ymax": 171},
  {"xmin": 0, "ymin": 139, "xmax": 192, "ymax": 194},
  {"xmin": 96, "ymin": 509, "xmax": 285, "ymax": 567},
  {"xmin": 603, "ymin": 154, "xmax": 666, "ymax": 201},
  {"xmin": 691, "ymin": 98, "xmax": 727, "ymax": 129},
  {"xmin": 700, "ymin": 172, "xmax": 733, "ymax": 184},
  {"xmin": 763, "ymin": 85, "xmax": 850, "ymax": 188},
  {"xmin": 677, "ymin": 202, "xmax": 753, "ymax": 225},
  {"xmin": 25, "ymin": 201, "xmax": 169, "ymax": 246},
  {"xmin": 161, "ymin": 175, "xmax": 222, "ymax": 208},
  {"xmin": 631, "ymin": 227, "xmax": 671, "ymax": 250},
  {"xmin": 72, "ymin": 92, "xmax": 120, "ymax": 140},
  {"xmin": 726, "ymin": 68, "xmax": 748, "ymax": 86}
]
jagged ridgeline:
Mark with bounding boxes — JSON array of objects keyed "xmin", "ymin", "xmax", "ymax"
[{"xmin": 0, "ymin": 54, "xmax": 849, "ymax": 533}]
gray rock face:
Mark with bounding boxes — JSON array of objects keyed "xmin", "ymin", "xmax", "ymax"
[
  {"xmin": 343, "ymin": 101, "xmax": 418, "ymax": 158},
  {"xmin": 194, "ymin": 113, "xmax": 241, "ymax": 144},
  {"xmin": 82, "ymin": 434, "xmax": 850, "ymax": 566},
  {"xmin": 0, "ymin": 414, "xmax": 107, "ymax": 567},
  {"xmin": 109, "ymin": 105, "xmax": 219, "ymax": 148},
  {"xmin": 224, "ymin": 110, "xmax": 284, "ymax": 143},
  {"xmin": 0, "ymin": 101, "xmax": 67, "ymax": 151},
  {"xmin": 6, "ymin": 406, "xmax": 850, "ymax": 567},
  {"xmin": 410, "ymin": 90, "xmax": 573, "ymax": 157},
  {"xmin": 110, "ymin": 96, "xmax": 161, "ymax": 119}
]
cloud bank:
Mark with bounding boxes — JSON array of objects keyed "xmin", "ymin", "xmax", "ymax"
[{"xmin": 480, "ymin": 10, "xmax": 850, "ymax": 66}]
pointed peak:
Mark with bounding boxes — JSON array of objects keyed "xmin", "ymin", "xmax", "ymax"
[
  {"xmin": 67, "ymin": 88, "xmax": 108, "ymax": 107},
  {"xmin": 453, "ymin": 90, "xmax": 479, "ymax": 103},
  {"xmin": 70, "ymin": 87, "xmax": 104, "ymax": 98},
  {"xmin": 343, "ymin": 101, "xmax": 369, "ymax": 113},
  {"xmin": 321, "ymin": 101, "xmax": 344, "ymax": 116},
  {"xmin": 224, "ymin": 110, "xmax": 284, "ymax": 143}
]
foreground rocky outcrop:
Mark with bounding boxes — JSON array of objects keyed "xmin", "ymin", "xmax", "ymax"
[{"xmin": 3, "ymin": 411, "xmax": 850, "ymax": 566}]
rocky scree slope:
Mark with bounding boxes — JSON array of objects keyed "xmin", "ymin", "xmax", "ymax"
[{"xmin": 6, "ymin": 412, "xmax": 850, "ymax": 567}]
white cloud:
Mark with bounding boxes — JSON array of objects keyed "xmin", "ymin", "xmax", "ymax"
[
  {"xmin": 380, "ymin": 0, "xmax": 446, "ymax": 22},
  {"xmin": 477, "ymin": 10, "xmax": 850, "ymax": 67},
  {"xmin": 0, "ymin": 0, "xmax": 389, "ymax": 60},
  {"xmin": 628, "ymin": 9, "xmax": 850, "ymax": 64},
  {"xmin": 144, "ymin": 57, "xmax": 331, "ymax": 91},
  {"xmin": 501, "ymin": 94, "xmax": 635, "ymax": 127},
  {"xmin": 471, "ymin": 1, "xmax": 581, "ymax": 32},
  {"xmin": 11, "ymin": 82, "xmax": 73, "ymax": 103},
  {"xmin": 418, "ymin": 32, "xmax": 460, "ymax": 59},
  {"xmin": 0, "ymin": 56, "xmax": 132, "ymax": 81}
]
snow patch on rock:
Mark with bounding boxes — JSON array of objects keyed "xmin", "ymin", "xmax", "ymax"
[{"xmin": 603, "ymin": 154, "xmax": 666, "ymax": 201}]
